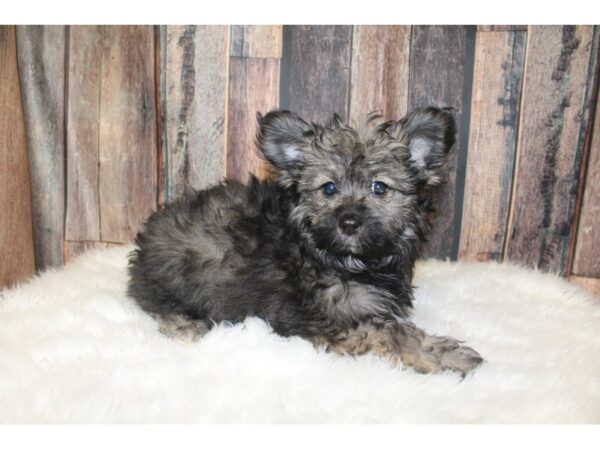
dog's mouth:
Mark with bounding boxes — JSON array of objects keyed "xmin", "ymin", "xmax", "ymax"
[
  {"xmin": 313, "ymin": 230, "xmax": 396, "ymax": 260},
  {"xmin": 305, "ymin": 218, "xmax": 400, "ymax": 270},
  {"xmin": 314, "ymin": 248, "xmax": 398, "ymax": 273}
]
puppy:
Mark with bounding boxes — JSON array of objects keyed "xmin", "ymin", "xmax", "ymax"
[{"xmin": 128, "ymin": 107, "xmax": 483, "ymax": 376}]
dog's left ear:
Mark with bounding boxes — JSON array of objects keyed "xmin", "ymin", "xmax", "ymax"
[
  {"xmin": 256, "ymin": 110, "xmax": 314, "ymax": 184},
  {"xmin": 388, "ymin": 107, "xmax": 456, "ymax": 184}
]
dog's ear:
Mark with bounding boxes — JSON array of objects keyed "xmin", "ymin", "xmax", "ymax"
[
  {"xmin": 387, "ymin": 107, "xmax": 456, "ymax": 186},
  {"xmin": 256, "ymin": 110, "xmax": 314, "ymax": 180},
  {"xmin": 400, "ymin": 107, "xmax": 456, "ymax": 169}
]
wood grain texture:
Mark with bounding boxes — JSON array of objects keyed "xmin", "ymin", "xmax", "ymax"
[
  {"xmin": 408, "ymin": 25, "xmax": 472, "ymax": 260},
  {"xmin": 227, "ymin": 57, "xmax": 279, "ymax": 183},
  {"xmin": 281, "ymin": 25, "xmax": 352, "ymax": 122},
  {"xmin": 65, "ymin": 26, "xmax": 102, "ymax": 241},
  {"xmin": 505, "ymin": 26, "xmax": 599, "ymax": 275},
  {"xmin": 98, "ymin": 26, "xmax": 157, "ymax": 243},
  {"xmin": 16, "ymin": 25, "xmax": 66, "ymax": 270},
  {"xmin": 478, "ymin": 26, "xmax": 528, "ymax": 32},
  {"xmin": 573, "ymin": 90, "xmax": 600, "ymax": 277},
  {"xmin": 230, "ymin": 25, "xmax": 244, "ymax": 57},
  {"xmin": 162, "ymin": 25, "xmax": 229, "ymax": 201},
  {"xmin": 459, "ymin": 31, "xmax": 526, "ymax": 262},
  {"xmin": 63, "ymin": 241, "xmax": 122, "ymax": 263},
  {"xmin": 0, "ymin": 26, "xmax": 35, "ymax": 288},
  {"xmin": 570, "ymin": 275, "xmax": 600, "ymax": 300},
  {"xmin": 349, "ymin": 25, "xmax": 410, "ymax": 125},
  {"xmin": 230, "ymin": 25, "xmax": 282, "ymax": 58}
]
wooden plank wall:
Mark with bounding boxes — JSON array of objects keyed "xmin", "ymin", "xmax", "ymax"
[
  {"xmin": 228, "ymin": 25, "xmax": 281, "ymax": 183},
  {"xmin": 408, "ymin": 26, "xmax": 474, "ymax": 259},
  {"xmin": 460, "ymin": 29, "xmax": 527, "ymax": 262},
  {"xmin": 3, "ymin": 25, "xmax": 599, "ymax": 295},
  {"xmin": 16, "ymin": 25, "xmax": 66, "ymax": 270},
  {"xmin": 504, "ymin": 26, "xmax": 599, "ymax": 276},
  {"xmin": 161, "ymin": 26, "xmax": 229, "ymax": 200},
  {"xmin": 0, "ymin": 26, "xmax": 35, "ymax": 288}
]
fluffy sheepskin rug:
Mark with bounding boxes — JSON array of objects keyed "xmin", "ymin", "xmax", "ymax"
[{"xmin": 1, "ymin": 245, "xmax": 599, "ymax": 423}]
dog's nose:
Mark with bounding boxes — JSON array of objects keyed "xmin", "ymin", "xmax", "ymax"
[{"xmin": 338, "ymin": 213, "xmax": 362, "ymax": 235}]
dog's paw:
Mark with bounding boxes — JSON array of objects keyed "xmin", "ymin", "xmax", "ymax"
[
  {"xmin": 424, "ymin": 335, "xmax": 484, "ymax": 376},
  {"xmin": 156, "ymin": 314, "xmax": 210, "ymax": 342},
  {"xmin": 400, "ymin": 335, "xmax": 483, "ymax": 376}
]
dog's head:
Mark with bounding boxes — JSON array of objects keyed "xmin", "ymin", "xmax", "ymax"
[{"xmin": 257, "ymin": 107, "xmax": 456, "ymax": 264}]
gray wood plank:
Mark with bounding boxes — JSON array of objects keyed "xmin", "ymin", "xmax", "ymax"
[
  {"xmin": 408, "ymin": 25, "xmax": 473, "ymax": 260},
  {"xmin": 16, "ymin": 25, "xmax": 66, "ymax": 269},
  {"xmin": 162, "ymin": 25, "xmax": 230, "ymax": 201},
  {"xmin": 505, "ymin": 26, "xmax": 599, "ymax": 275},
  {"xmin": 280, "ymin": 25, "xmax": 353, "ymax": 123}
]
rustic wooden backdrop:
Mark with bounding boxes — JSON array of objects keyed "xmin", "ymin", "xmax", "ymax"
[{"xmin": 1, "ymin": 25, "xmax": 599, "ymax": 295}]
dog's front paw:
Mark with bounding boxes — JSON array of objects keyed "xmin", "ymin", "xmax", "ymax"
[
  {"xmin": 423, "ymin": 335, "xmax": 484, "ymax": 376},
  {"xmin": 401, "ymin": 335, "xmax": 483, "ymax": 376}
]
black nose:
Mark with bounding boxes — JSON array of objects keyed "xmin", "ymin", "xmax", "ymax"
[{"xmin": 338, "ymin": 212, "xmax": 363, "ymax": 235}]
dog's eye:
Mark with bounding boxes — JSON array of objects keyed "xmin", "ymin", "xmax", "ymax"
[
  {"xmin": 322, "ymin": 182, "xmax": 338, "ymax": 196},
  {"xmin": 371, "ymin": 181, "xmax": 388, "ymax": 195}
]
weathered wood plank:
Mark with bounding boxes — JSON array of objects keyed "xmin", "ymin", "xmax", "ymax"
[
  {"xmin": 230, "ymin": 25, "xmax": 282, "ymax": 58},
  {"xmin": 16, "ymin": 25, "xmax": 66, "ymax": 269},
  {"xmin": 162, "ymin": 25, "xmax": 230, "ymax": 201},
  {"xmin": 478, "ymin": 26, "xmax": 528, "ymax": 32},
  {"xmin": 408, "ymin": 25, "xmax": 473, "ymax": 260},
  {"xmin": 573, "ymin": 85, "xmax": 600, "ymax": 277},
  {"xmin": 227, "ymin": 57, "xmax": 280, "ymax": 183},
  {"xmin": 65, "ymin": 26, "xmax": 102, "ymax": 241},
  {"xmin": 505, "ymin": 26, "xmax": 599, "ymax": 275},
  {"xmin": 570, "ymin": 275, "xmax": 600, "ymax": 300},
  {"xmin": 349, "ymin": 25, "xmax": 410, "ymax": 125},
  {"xmin": 230, "ymin": 25, "xmax": 244, "ymax": 57},
  {"xmin": 157, "ymin": 26, "xmax": 167, "ymax": 207},
  {"xmin": 63, "ymin": 241, "xmax": 122, "ymax": 263},
  {"xmin": 281, "ymin": 25, "xmax": 353, "ymax": 123},
  {"xmin": 0, "ymin": 26, "xmax": 35, "ymax": 287},
  {"xmin": 98, "ymin": 26, "xmax": 157, "ymax": 243},
  {"xmin": 459, "ymin": 31, "xmax": 526, "ymax": 262}
]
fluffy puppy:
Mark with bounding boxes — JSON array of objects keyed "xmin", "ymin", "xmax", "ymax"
[{"xmin": 128, "ymin": 107, "xmax": 483, "ymax": 376}]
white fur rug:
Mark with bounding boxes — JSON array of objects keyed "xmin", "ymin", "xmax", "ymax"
[{"xmin": 1, "ymin": 246, "xmax": 599, "ymax": 423}]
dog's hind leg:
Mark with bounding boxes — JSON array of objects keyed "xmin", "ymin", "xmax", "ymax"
[
  {"xmin": 311, "ymin": 321, "xmax": 483, "ymax": 377},
  {"xmin": 153, "ymin": 313, "xmax": 211, "ymax": 342}
]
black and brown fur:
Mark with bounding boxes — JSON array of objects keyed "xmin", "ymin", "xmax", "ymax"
[{"xmin": 128, "ymin": 107, "xmax": 483, "ymax": 376}]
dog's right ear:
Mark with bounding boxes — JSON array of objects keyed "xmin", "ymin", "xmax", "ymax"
[{"xmin": 256, "ymin": 110, "xmax": 314, "ymax": 182}]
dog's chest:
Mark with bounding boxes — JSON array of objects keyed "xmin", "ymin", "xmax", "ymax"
[{"xmin": 314, "ymin": 280, "xmax": 397, "ymax": 323}]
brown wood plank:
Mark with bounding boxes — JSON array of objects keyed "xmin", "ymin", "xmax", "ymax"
[
  {"xmin": 570, "ymin": 275, "xmax": 600, "ymax": 300},
  {"xmin": 65, "ymin": 26, "xmax": 102, "ymax": 241},
  {"xmin": 98, "ymin": 26, "xmax": 157, "ymax": 243},
  {"xmin": 16, "ymin": 25, "xmax": 66, "ymax": 270},
  {"xmin": 227, "ymin": 57, "xmax": 280, "ymax": 183},
  {"xmin": 573, "ymin": 88, "xmax": 600, "ymax": 277},
  {"xmin": 230, "ymin": 25, "xmax": 282, "ymax": 58},
  {"xmin": 281, "ymin": 25, "xmax": 353, "ymax": 123},
  {"xmin": 459, "ymin": 31, "xmax": 526, "ymax": 262},
  {"xmin": 162, "ymin": 25, "xmax": 230, "ymax": 201},
  {"xmin": 478, "ymin": 26, "xmax": 528, "ymax": 32},
  {"xmin": 0, "ymin": 26, "xmax": 35, "ymax": 288},
  {"xmin": 349, "ymin": 25, "xmax": 410, "ymax": 125},
  {"xmin": 63, "ymin": 241, "xmax": 122, "ymax": 263},
  {"xmin": 505, "ymin": 26, "xmax": 599, "ymax": 276},
  {"xmin": 408, "ymin": 25, "xmax": 473, "ymax": 260}
]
